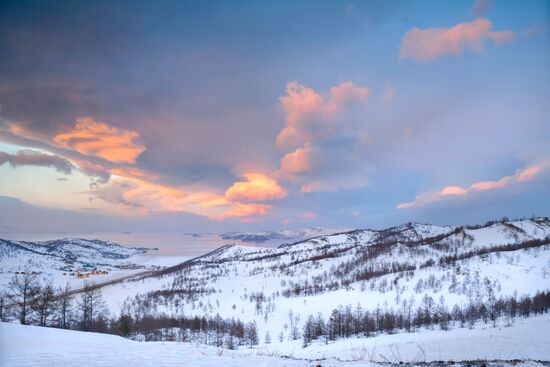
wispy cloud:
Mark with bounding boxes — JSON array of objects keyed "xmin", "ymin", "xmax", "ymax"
[
  {"xmin": 400, "ymin": 18, "xmax": 513, "ymax": 62},
  {"xmin": 76, "ymin": 160, "xmax": 111, "ymax": 183},
  {"xmin": 398, "ymin": 161, "xmax": 550, "ymax": 209},
  {"xmin": 0, "ymin": 150, "xmax": 74, "ymax": 174}
]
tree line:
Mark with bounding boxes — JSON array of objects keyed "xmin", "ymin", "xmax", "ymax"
[
  {"xmin": 0, "ymin": 270, "xmax": 260, "ymax": 349},
  {"xmin": 301, "ymin": 291, "xmax": 550, "ymax": 347}
]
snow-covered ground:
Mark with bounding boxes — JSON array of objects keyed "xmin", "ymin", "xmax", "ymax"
[{"xmin": 1, "ymin": 315, "xmax": 549, "ymax": 366}]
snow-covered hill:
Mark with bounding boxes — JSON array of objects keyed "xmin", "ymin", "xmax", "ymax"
[
  {"xmin": 95, "ymin": 218, "xmax": 550, "ymax": 342},
  {"xmin": 0, "ymin": 238, "xmax": 152, "ymax": 289}
]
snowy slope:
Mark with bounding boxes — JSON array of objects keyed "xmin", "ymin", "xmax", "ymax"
[
  {"xmin": 93, "ymin": 218, "xmax": 550, "ymax": 342},
  {"xmin": 0, "ymin": 238, "xmax": 155, "ymax": 289},
  {"xmin": 1, "ymin": 316, "xmax": 549, "ymax": 366}
]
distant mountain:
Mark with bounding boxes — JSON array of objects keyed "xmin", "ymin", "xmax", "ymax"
[
  {"xmin": 0, "ymin": 238, "xmax": 148, "ymax": 281},
  {"xmin": 219, "ymin": 226, "xmax": 350, "ymax": 243}
]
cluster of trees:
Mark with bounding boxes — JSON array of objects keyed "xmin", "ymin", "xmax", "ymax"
[
  {"xmin": 1, "ymin": 271, "xmax": 110, "ymax": 332},
  {"xmin": 1, "ymin": 271, "xmax": 261, "ymax": 349},
  {"xmin": 301, "ymin": 291, "xmax": 550, "ymax": 347},
  {"xmin": 120, "ymin": 314, "xmax": 259, "ymax": 349}
]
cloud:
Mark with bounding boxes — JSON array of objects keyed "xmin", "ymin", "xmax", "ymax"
[
  {"xmin": 225, "ymin": 173, "xmax": 287, "ymax": 203},
  {"xmin": 274, "ymin": 81, "xmax": 372, "ymax": 193},
  {"xmin": 52, "ymin": 117, "xmax": 145, "ymax": 164},
  {"xmin": 299, "ymin": 211, "xmax": 317, "ymax": 219},
  {"xmin": 87, "ymin": 170, "xmax": 281, "ymax": 220},
  {"xmin": 471, "ymin": 161, "xmax": 550, "ymax": 191},
  {"xmin": 87, "ymin": 175, "xmax": 228, "ymax": 215},
  {"xmin": 0, "ymin": 150, "xmax": 74, "ymax": 174},
  {"xmin": 76, "ymin": 160, "xmax": 111, "ymax": 183},
  {"xmin": 280, "ymin": 147, "xmax": 313, "ymax": 175},
  {"xmin": 214, "ymin": 203, "xmax": 271, "ymax": 220},
  {"xmin": 399, "ymin": 18, "xmax": 514, "ymax": 62},
  {"xmin": 398, "ymin": 160, "xmax": 550, "ymax": 209},
  {"xmin": 277, "ymin": 81, "xmax": 369, "ymax": 148},
  {"xmin": 397, "ymin": 185, "xmax": 468, "ymax": 209}
]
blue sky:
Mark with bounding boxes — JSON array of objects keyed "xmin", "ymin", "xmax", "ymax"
[{"xmin": 0, "ymin": 0, "xmax": 549, "ymax": 232}]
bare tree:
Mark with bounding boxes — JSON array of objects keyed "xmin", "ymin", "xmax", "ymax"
[
  {"xmin": 7, "ymin": 270, "xmax": 41, "ymax": 325},
  {"xmin": 56, "ymin": 283, "xmax": 73, "ymax": 329},
  {"xmin": 34, "ymin": 281, "xmax": 56, "ymax": 326},
  {"xmin": 77, "ymin": 282, "xmax": 108, "ymax": 331},
  {"xmin": 0, "ymin": 291, "xmax": 7, "ymax": 322}
]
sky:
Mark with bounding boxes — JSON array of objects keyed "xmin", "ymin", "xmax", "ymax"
[{"xmin": 0, "ymin": 0, "xmax": 549, "ymax": 233}]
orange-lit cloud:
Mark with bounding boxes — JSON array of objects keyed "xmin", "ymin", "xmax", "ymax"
[
  {"xmin": 215, "ymin": 202, "xmax": 271, "ymax": 220},
  {"xmin": 88, "ymin": 170, "xmax": 284, "ymax": 220},
  {"xmin": 277, "ymin": 81, "xmax": 369, "ymax": 148},
  {"xmin": 280, "ymin": 147, "xmax": 313, "ymax": 175},
  {"xmin": 88, "ymin": 174, "xmax": 233, "ymax": 216},
  {"xmin": 225, "ymin": 173, "xmax": 287, "ymax": 203},
  {"xmin": 398, "ymin": 161, "xmax": 550, "ymax": 209},
  {"xmin": 53, "ymin": 117, "xmax": 145, "ymax": 164},
  {"xmin": 110, "ymin": 167, "xmax": 158, "ymax": 181},
  {"xmin": 400, "ymin": 18, "xmax": 514, "ymax": 62}
]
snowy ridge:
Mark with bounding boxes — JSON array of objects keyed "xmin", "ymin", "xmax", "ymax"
[{"xmin": 91, "ymin": 217, "xmax": 550, "ymax": 344}]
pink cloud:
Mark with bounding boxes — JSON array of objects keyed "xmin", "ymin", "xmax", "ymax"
[
  {"xmin": 400, "ymin": 18, "xmax": 514, "ymax": 62},
  {"xmin": 398, "ymin": 161, "xmax": 550, "ymax": 209},
  {"xmin": 299, "ymin": 211, "xmax": 317, "ymax": 219},
  {"xmin": 397, "ymin": 185, "xmax": 467, "ymax": 209},
  {"xmin": 276, "ymin": 81, "xmax": 369, "ymax": 148},
  {"xmin": 280, "ymin": 147, "xmax": 313, "ymax": 175}
]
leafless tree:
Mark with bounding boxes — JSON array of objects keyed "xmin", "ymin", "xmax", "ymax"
[{"xmin": 7, "ymin": 270, "xmax": 41, "ymax": 325}]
